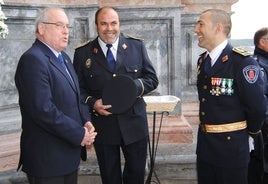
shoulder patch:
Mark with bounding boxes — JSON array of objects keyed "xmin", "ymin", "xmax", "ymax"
[
  {"xmin": 232, "ymin": 47, "xmax": 253, "ymax": 57},
  {"xmin": 242, "ymin": 65, "xmax": 259, "ymax": 84},
  {"xmin": 123, "ymin": 33, "xmax": 144, "ymax": 41},
  {"xmin": 75, "ymin": 40, "xmax": 91, "ymax": 50}
]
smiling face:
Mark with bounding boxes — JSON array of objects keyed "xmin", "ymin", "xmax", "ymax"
[
  {"xmin": 194, "ymin": 10, "xmax": 230, "ymax": 52},
  {"xmin": 95, "ymin": 7, "xmax": 120, "ymax": 44},
  {"xmin": 37, "ymin": 8, "xmax": 69, "ymax": 52},
  {"xmin": 194, "ymin": 11, "xmax": 218, "ymax": 52}
]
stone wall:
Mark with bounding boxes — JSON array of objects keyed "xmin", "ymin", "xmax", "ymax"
[
  {"xmin": 0, "ymin": 0, "xmax": 238, "ymax": 110},
  {"xmin": 4, "ymin": 0, "xmax": 237, "ymax": 11},
  {"xmin": 0, "ymin": 1, "xmax": 238, "ymax": 180},
  {"xmin": 0, "ymin": 3, "xmax": 182, "ymax": 109}
]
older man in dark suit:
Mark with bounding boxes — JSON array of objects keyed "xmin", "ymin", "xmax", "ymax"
[
  {"xmin": 14, "ymin": 7, "xmax": 97, "ymax": 184},
  {"xmin": 73, "ymin": 6, "xmax": 158, "ymax": 184}
]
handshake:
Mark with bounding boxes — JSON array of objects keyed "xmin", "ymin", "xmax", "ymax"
[{"xmin": 80, "ymin": 121, "xmax": 97, "ymax": 147}]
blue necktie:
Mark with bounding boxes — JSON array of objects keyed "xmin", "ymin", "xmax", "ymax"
[
  {"xmin": 204, "ymin": 55, "xmax": 212, "ymax": 74},
  {"xmin": 106, "ymin": 44, "xmax": 116, "ymax": 71},
  {"xmin": 58, "ymin": 53, "xmax": 74, "ymax": 84},
  {"xmin": 58, "ymin": 53, "xmax": 67, "ymax": 69}
]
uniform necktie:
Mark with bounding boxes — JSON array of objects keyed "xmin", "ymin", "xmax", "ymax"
[
  {"xmin": 106, "ymin": 44, "xmax": 116, "ymax": 71},
  {"xmin": 204, "ymin": 55, "xmax": 212, "ymax": 74}
]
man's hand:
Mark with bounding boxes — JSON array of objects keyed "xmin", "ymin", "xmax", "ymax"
[
  {"xmin": 93, "ymin": 99, "xmax": 112, "ymax": 116},
  {"xmin": 81, "ymin": 122, "xmax": 97, "ymax": 146},
  {"xmin": 250, "ymin": 131, "xmax": 264, "ymax": 160},
  {"xmin": 84, "ymin": 121, "xmax": 95, "ymax": 133}
]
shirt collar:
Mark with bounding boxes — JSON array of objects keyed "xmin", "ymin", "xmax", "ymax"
[
  {"xmin": 38, "ymin": 39, "xmax": 61, "ymax": 58},
  {"xmin": 209, "ymin": 39, "xmax": 228, "ymax": 66},
  {"xmin": 98, "ymin": 37, "xmax": 119, "ymax": 56}
]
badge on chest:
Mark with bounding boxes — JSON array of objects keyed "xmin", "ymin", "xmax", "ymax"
[{"xmin": 210, "ymin": 77, "xmax": 234, "ymax": 96}]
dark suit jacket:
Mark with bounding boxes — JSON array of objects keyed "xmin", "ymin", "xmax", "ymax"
[
  {"xmin": 73, "ymin": 34, "xmax": 159, "ymax": 145},
  {"xmin": 196, "ymin": 43, "xmax": 266, "ymax": 168},
  {"xmin": 254, "ymin": 49, "xmax": 268, "ymax": 172},
  {"xmin": 15, "ymin": 39, "xmax": 90, "ymax": 177}
]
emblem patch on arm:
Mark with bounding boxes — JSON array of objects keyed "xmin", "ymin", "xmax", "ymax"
[{"xmin": 242, "ymin": 65, "xmax": 259, "ymax": 83}]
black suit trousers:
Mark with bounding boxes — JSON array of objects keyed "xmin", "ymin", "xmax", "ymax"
[
  {"xmin": 197, "ymin": 159, "xmax": 248, "ymax": 184},
  {"xmin": 94, "ymin": 137, "xmax": 148, "ymax": 184},
  {"xmin": 27, "ymin": 170, "xmax": 78, "ymax": 184}
]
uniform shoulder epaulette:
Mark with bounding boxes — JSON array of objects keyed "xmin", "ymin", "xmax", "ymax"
[
  {"xmin": 232, "ymin": 47, "xmax": 253, "ymax": 57},
  {"xmin": 123, "ymin": 33, "xmax": 144, "ymax": 41},
  {"xmin": 75, "ymin": 40, "xmax": 91, "ymax": 50}
]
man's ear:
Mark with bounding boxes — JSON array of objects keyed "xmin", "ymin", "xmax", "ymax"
[
  {"xmin": 216, "ymin": 22, "xmax": 223, "ymax": 33},
  {"xmin": 37, "ymin": 23, "xmax": 45, "ymax": 35},
  {"xmin": 259, "ymin": 38, "xmax": 266, "ymax": 47}
]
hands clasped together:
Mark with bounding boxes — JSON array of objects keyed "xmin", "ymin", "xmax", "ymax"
[
  {"xmin": 81, "ymin": 99, "xmax": 111, "ymax": 147},
  {"xmin": 81, "ymin": 121, "xmax": 97, "ymax": 147}
]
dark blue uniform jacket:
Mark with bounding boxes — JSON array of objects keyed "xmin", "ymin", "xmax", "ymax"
[
  {"xmin": 73, "ymin": 34, "xmax": 159, "ymax": 145},
  {"xmin": 254, "ymin": 47, "xmax": 268, "ymax": 172},
  {"xmin": 196, "ymin": 43, "xmax": 266, "ymax": 168}
]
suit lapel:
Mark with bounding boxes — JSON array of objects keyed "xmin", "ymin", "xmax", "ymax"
[
  {"xmin": 49, "ymin": 55, "xmax": 77, "ymax": 92},
  {"xmin": 116, "ymin": 36, "xmax": 127, "ymax": 71},
  {"xmin": 91, "ymin": 40, "xmax": 111, "ymax": 71},
  {"xmin": 62, "ymin": 55, "xmax": 79, "ymax": 92},
  {"xmin": 35, "ymin": 39, "xmax": 77, "ymax": 92}
]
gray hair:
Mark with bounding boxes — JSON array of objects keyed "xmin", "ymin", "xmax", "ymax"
[{"xmin": 35, "ymin": 7, "xmax": 64, "ymax": 33}]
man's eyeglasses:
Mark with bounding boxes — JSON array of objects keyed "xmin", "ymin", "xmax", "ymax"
[
  {"xmin": 42, "ymin": 22, "xmax": 71, "ymax": 30},
  {"xmin": 261, "ymin": 37, "xmax": 268, "ymax": 41}
]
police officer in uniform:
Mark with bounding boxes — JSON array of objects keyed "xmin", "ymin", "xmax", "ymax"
[
  {"xmin": 248, "ymin": 27, "xmax": 268, "ymax": 184},
  {"xmin": 73, "ymin": 6, "xmax": 158, "ymax": 184},
  {"xmin": 194, "ymin": 9, "xmax": 266, "ymax": 184}
]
